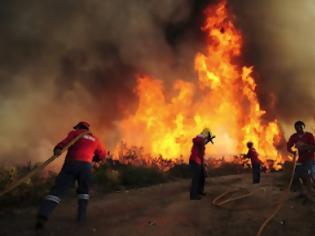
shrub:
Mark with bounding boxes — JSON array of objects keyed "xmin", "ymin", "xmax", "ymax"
[
  {"xmin": 92, "ymin": 165, "xmax": 121, "ymax": 192},
  {"xmin": 119, "ymin": 165, "xmax": 168, "ymax": 187},
  {"xmin": 167, "ymin": 164, "xmax": 191, "ymax": 179},
  {"xmin": 0, "ymin": 164, "xmax": 56, "ymax": 208},
  {"xmin": 207, "ymin": 162, "xmax": 248, "ymax": 177}
]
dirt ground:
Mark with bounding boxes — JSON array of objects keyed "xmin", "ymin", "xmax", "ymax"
[{"xmin": 0, "ymin": 172, "xmax": 315, "ymax": 236}]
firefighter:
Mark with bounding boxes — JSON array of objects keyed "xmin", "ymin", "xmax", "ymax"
[
  {"xmin": 35, "ymin": 121, "xmax": 107, "ymax": 230},
  {"xmin": 189, "ymin": 128, "xmax": 215, "ymax": 200},
  {"xmin": 287, "ymin": 120, "xmax": 315, "ymax": 198},
  {"xmin": 244, "ymin": 142, "xmax": 263, "ymax": 184}
]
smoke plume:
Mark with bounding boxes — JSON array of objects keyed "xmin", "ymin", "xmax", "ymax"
[
  {"xmin": 1, "ymin": 0, "xmax": 314, "ymax": 164},
  {"xmin": 0, "ymin": 0, "xmax": 210, "ymax": 163},
  {"xmin": 228, "ymin": 0, "xmax": 315, "ymax": 135}
]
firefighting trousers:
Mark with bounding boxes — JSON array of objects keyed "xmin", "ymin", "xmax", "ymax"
[
  {"xmin": 37, "ymin": 160, "xmax": 91, "ymax": 220},
  {"xmin": 252, "ymin": 163, "xmax": 261, "ymax": 184},
  {"xmin": 189, "ymin": 160, "xmax": 205, "ymax": 198},
  {"xmin": 292, "ymin": 161, "xmax": 314, "ymax": 191}
]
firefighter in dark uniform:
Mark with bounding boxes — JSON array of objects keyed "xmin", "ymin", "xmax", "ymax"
[
  {"xmin": 189, "ymin": 128, "xmax": 215, "ymax": 200},
  {"xmin": 244, "ymin": 142, "xmax": 263, "ymax": 184},
  {"xmin": 36, "ymin": 121, "xmax": 106, "ymax": 230},
  {"xmin": 287, "ymin": 120, "xmax": 315, "ymax": 198}
]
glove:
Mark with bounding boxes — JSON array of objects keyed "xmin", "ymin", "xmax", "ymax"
[
  {"xmin": 206, "ymin": 132, "xmax": 215, "ymax": 144},
  {"xmin": 203, "ymin": 164, "xmax": 209, "ymax": 177},
  {"xmin": 53, "ymin": 147, "xmax": 62, "ymax": 156},
  {"xmin": 292, "ymin": 151, "xmax": 297, "ymax": 158},
  {"xmin": 92, "ymin": 155, "xmax": 101, "ymax": 162}
]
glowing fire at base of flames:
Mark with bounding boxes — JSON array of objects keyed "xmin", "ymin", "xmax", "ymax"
[{"xmin": 114, "ymin": 0, "xmax": 286, "ymax": 170}]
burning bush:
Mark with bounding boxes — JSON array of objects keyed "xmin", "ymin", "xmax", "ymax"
[{"xmin": 113, "ymin": 0, "xmax": 286, "ymax": 171}]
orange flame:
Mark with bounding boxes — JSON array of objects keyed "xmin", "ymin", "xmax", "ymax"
[{"xmin": 115, "ymin": 0, "xmax": 284, "ymax": 169}]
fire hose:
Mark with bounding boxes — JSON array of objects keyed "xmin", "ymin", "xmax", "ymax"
[
  {"xmin": 211, "ymin": 154, "xmax": 297, "ymax": 236},
  {"xmin": 0, "ymin": 130, "xmax": 90, "ymax": 197},
  {"xmin": 211, "ymin": 187, "xmax": 255, "ymax": 207},
  {"xmin": 256, "ymin": 154, "xmax": 297, "ymax": 236}
]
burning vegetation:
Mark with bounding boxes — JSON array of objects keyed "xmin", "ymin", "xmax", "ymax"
[
  {"xmin": 0, "ymin": 147, "xmax": 249, "ymax": 208},
  {"xmin": 0, "ymin": 1, "xmax": 292, "ymax": 177},
  {"xmin": 114, "ymin": 0, "xmax": 285, "ymax": 170}
]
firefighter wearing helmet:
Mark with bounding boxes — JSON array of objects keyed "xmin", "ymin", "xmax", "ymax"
[
  {"xmin": 287, "ymin": 121, "xmax": 315, "ymax": 199},
  {"xmin": 244, "ymin": 141, "xmax": 263, "ymax": 184},
  {"xmin": 189, "ymin": 128, "xmax": 215, "ymax": 200},
  {"xmin": 36, "ymin": 121, "xmax": 107, "ymax": 230}
]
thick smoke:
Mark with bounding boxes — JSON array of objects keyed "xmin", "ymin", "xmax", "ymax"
[
  {"xmin": 2, "ymin": 0, "xmax": 312, "ymax": 164},
  {"xmin": 0, "ymin": 0, "xmax": 211, "ymax": 164},
  {"xmin": 228, "ymin": 0, "xmax": 315, "ymax": 136}
]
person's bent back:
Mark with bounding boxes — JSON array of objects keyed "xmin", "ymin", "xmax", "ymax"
[
  {"xmin": 54, "ymin": 124, "xmax": 106, "ymax": 163},
  {"xmin": 36, "ymin": 121, "xmax": 107, "ymax": 231}
]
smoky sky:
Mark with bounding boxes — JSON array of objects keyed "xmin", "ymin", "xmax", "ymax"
[
  {"xmin": 0, "ymin": 0, "xmax": 215, "ymax": 163},
  {"xmin": 228, "ymin": 0, "xmax": 315, "ymax": 129},
  {"xmin": 1, "ymin": 0, "xmax": 314, "ymax": 163}
]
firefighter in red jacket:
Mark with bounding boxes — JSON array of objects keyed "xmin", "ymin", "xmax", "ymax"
[
  {"xmin": 287, "ymin": 120, "xmax": 315, "ymax": 196},
  {"xmin": 244, "ymin": 142, "xmax": 263, "ymax": 184},
  {"xmin": 189, "ymin": 128, "xmax": 215, "ymax": 200},
  {"xmin": 36, "ymin": 121, "xmax": 106, "ymax": 230}
]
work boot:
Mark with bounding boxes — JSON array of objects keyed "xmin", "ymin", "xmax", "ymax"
[
  {"xmin": 35, "ymin": 215, "xmax": 47, "ymax": 231},
  {"xmin": 293, "ymin": 192, "xmax": 306, "ymax": 200},
  {"xmin": 302, "ymin": 196, "xmax": 315, "ymax": 205},
  {"xmin": 307, "ymin": 184, "xmax": 315, "ymax": 194},
  {"xmin": 190, "ymin": 195, "xmax": 202, "ymax": 200},
  {"xmin": 77, "ymin": 199, "xmax": 88, "ymax": 223}
]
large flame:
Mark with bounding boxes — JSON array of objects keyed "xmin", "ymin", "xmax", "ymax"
[{"xmin": 115, "ymin": 0, "xmax": 284, "ymax": 169}]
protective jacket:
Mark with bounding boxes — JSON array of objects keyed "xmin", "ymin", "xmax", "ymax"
[
  {"xmin": 189, "ymin": 135, "xmax": 206, "ymax": 165},
  {"xmin": 246, "ymin": 147, "xmax": 262, "ymax": 166},
  {"xmin": 55, "ymin": 129, "xmax": 106, "ymax": 163},
  {"xmin": 287, "ymin": 132, "xmax": 315, "ymax": 164}
]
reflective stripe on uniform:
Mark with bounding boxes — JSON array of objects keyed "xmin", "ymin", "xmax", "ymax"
[
  {"xmin": 78, "ymin": 194, "xmax": 89, "ymax": 200},
  {"xmin": 83, "ymin": 135, "xmax": 95, "ymax": 142},
  {"xmin": 45, "ymin": 195, "xmax": 61, "ymax": 204}
]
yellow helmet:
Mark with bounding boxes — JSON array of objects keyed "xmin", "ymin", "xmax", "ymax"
[{"xmin": 200, "ymin": 128, "xmax": 211, "ymax": 138}]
